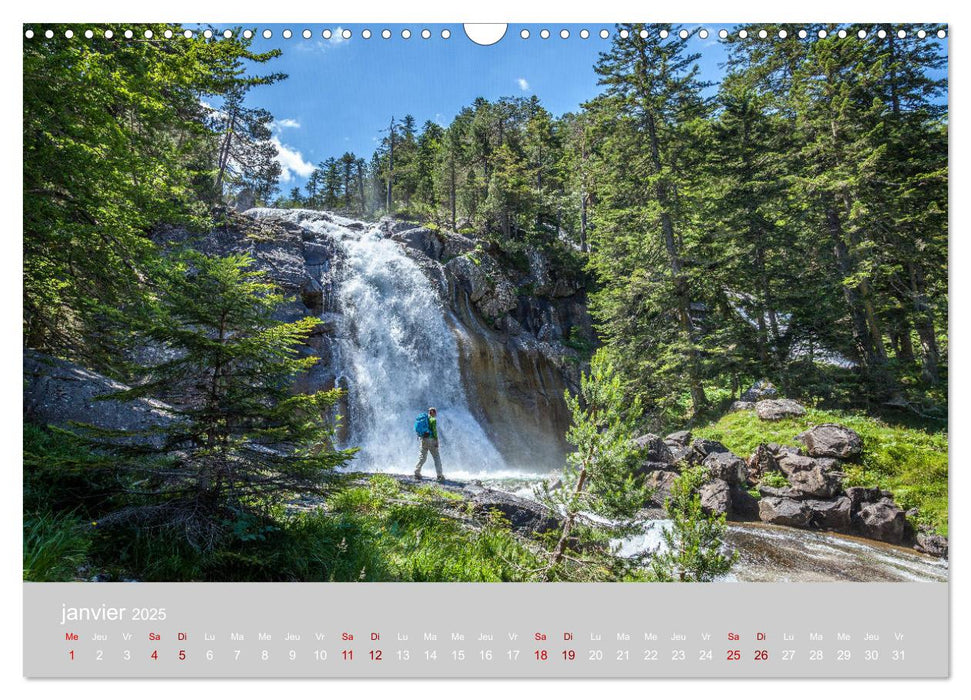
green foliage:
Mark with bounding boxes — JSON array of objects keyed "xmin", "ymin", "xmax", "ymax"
[
  {"xmin": 71, "ymin": 252, "xmax": 357, "ymax": 549},
  {"xmin": 760, "ymin": 471, "xmax": 790, "ymax": 489},
  {"xmin": 24, "ymin": 24, "xmax": 284, "ymax": 364},
  {"xmin": 695, "ymin": 407, "xmax": 948, "ymax": 535},
  {"xmin": 23, "ymin": 510, "xmax": 93, "ymax": 582},
  {"xmin": 538, "ymin": 349, "xmax": 650, "ymax": 580},
  {"xmin": 649, "ymin": 466, "xmax": 737, "ymax": 582}
]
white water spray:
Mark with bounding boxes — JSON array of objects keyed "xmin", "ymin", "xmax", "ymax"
[{"xmin": 248, "ymin": 208, "xmax": 506, "ymax": 477}]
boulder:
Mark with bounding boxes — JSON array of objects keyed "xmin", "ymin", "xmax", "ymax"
[
  {"xmin": 664, "ymin": 430, "xmax": 692, "ymax": 448},
  {"xmin": 766, "ymin": 442, "xmax": 801, "ymax": 459},
  {"xmin": 914, "ymin": 532, "xmax": 949, "ymax": 559},
  {"xmin": 631, "ymin": 433, "xmax": 675, "ymax": 466},
  {"xmin": 467, "ymin": 489, "xmax": 558, "ymax": 535},
  {"xmin": 729, "ymin": 485, "xmax": 760, "ymax": 521},
  {"xmin": 741, "ymin": 379, "xmax": 779, "ymax": 402},
  {"xmin": 777, "ymin": 453, "xmax": 820, "ymax": 476},
  {"xmin": 702, "ymin": 451, "xmax": 748, "ymax": 486},
  {"xmin": 856, "ymin": 500, "xmax": 907, "ymax": 544},
  {"xmin": 644, "ymin": 470, "xmax": 679, "ymax": 507},
  {"xmin": 747, "ymin": 444, "xmax": 779, "ymax": 483},
  {"xmin": 663, "ymin": 431, "xmax": 693, "ymax": 463},
  {"xmin": 804, "ymin": 497, "xmax": 852, "ymax": 531},
  {"xmin": 759, "ymin": 497, "xmax": 812, "ymax": 528},
  {"xmin": 730, "ymin": 400, "xmax": 755, "ymax": 412},
  {"xmin": 755, "ymin": 398, "xmax": 807, "ymax": 421},
  {"xmin": 758, "ymin": 484, "xmax": 795, "ymax": 499},
  {"xmin": 796, "ymin": 423, "xmax": 863, "ymax": 460},
  {"xmin": 845, "ymin": 486, "xmax": 893, "ymax": 512},
  {"xmin": 688, "ymin": 438, "xmax": 731, "ymax": 464},
  {"xmin": 787, "ymin": 465, "xmax": 843, "ymax": 499},
  {"xmin": 699, "ymin": 479, "xmax": 731, "ymax": 516}
]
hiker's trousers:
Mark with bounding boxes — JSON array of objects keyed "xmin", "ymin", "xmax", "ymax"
[{"xmin": 414, "ymin": 437, "xmax": 443, "ymax": 477}]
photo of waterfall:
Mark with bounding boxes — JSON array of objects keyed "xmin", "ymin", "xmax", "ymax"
[{"xmin": 23, "ymin": 22, "xmax": 948, "ymax": 585}]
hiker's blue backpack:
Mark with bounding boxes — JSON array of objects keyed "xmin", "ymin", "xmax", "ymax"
[{"xmin": 414, "ymin": 412, "xmax": 431, "ymax": 438}]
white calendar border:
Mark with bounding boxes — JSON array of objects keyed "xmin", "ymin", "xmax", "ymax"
[{"xmin": 3, "ymin": 0, "xmax": 965, "ymax": 697}]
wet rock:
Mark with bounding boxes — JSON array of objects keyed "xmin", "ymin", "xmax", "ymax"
[
  {"xmin": 915, "ymin": 532, "xmax": 949, "ymax": 558},
  {"xmin": 856, "ymin": 500, "xmax": 907, "ymax": 544},
  {"xmin": 468, "ymin": 489, "xmax": 558, "ymax": 535},
  {"xmin": 755, "ymin": 398, "xmax": 807, "ymax": 421},
  {"xmin": 391, "ymin": 227, "xmax": 444, "ymax": 261},
  {"xmin": 796, "ymin": 423, "xmax": 863, "ymax": 460},
  {"xmin": 700, "ymin": 479, "xmax": 731, "ymax": 516},
  {"xmin": 741, "ymin": 379, "xmax": 779, "ymax": 402},
  {"xmin": 703, "ymin": 451, "xmax": 748, "ymax": 486},
  {"xmin": 787, "ymin": 466, "xmax": 843, "ymax": 499},
  {"xmin": 631, "ymin": 433, "xmax": 675, "ymax": 466},
  {"xmin": 747, "ymin": 444, "xmax": 780, "ymax": 483},
  {"xmin": 730, "ymin": 400, "xmax": 755, "ymax": 412},
  {"xmin": 805, "ymin": 497, "xmax": 852, "ymax": 531},
  {"xmin": 759, "ymin": 497, "xmax": 812, "ymax": 528}
]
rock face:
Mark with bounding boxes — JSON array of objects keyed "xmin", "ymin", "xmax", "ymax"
[
  {"xmin": 797, "ymin": 424, "xmax": 863, "ymax": 459},
  {"xmin": 755, "ymin": 399, "xmax": 807, "ymax": 421},
  {"xmin": 23, "ymin": 351, "xmax": 177, "ymax": 445},
  {"xmin": 730, "ymin": 401, "xmax": 755, "ymax": 412}
]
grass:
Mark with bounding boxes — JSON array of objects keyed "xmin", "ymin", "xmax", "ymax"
[
  {"xmin": 23, "ymin": 422, "xmax": 547, "ymax": 582},
  {"xmin": 694, "ymin": 408, "xmax": 949, "ymax": 536},
  {"xmin": 23, "ymin": 510, "xmax": 93, "ymax": 581}
]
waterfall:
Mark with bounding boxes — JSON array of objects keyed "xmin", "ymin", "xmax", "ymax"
[{"xmin": 247, "ymin": 208, "xmax": 507, "ymax": 477}]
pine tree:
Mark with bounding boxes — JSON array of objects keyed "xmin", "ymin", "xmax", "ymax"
[
  {"xmin": 585, "ymin": 23, "xmax": 711, "ymax": 416},
  {"xmin": 538, "ymin": 350, "xmax": 649, "ymax": 581},
  {"xmin": 82, "ymin": 252, "xmax": 356, "ymax": 549},
  {"xmin": 649, "ymin": 466, "xmax": 737, "ymax": 582}
]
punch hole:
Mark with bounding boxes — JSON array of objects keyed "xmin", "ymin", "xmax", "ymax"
[{"xmin": 463, "ymin": 24, "xmax": 507, "ymax": 46}]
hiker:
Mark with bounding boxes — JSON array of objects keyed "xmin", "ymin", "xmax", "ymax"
[{"xmin": 413, "ymin": 407, "xmax": 444, "ymax": 481}]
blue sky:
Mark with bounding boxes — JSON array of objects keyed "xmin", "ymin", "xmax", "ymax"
[{"xmin": 231, "ymin": 24, "xmax": 946, "ymax": 191}]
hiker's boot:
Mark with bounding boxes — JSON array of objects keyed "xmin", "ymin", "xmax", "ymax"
[
  {"xmin": 436, "ymin": 474, "xmax": 445, "ymax": 483},
  {"xmin": 414, "ymin": 470, "xmax": 423, "ymax": 480}
]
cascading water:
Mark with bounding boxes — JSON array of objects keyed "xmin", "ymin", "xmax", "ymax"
[{"xmin": 247, "ymin": 208, "xmax": 506, "ymax": 478}]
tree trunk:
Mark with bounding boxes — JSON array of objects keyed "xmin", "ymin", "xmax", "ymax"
[
  {"xmin": 909, "ymin": 262, "xmax": 941, "ymax": 384},
  {"xmin": 825, "ymin": 204, "xmax": 885, "ymax": 371}
]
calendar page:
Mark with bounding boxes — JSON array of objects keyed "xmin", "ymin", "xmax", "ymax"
[{"xmin": 21, "ymin": 19, "xmax": 950, "ymax": 680}]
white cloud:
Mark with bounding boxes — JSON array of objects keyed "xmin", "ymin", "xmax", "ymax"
[
  {"xmin": 330, "ymin": 27, "xmax": 348, "ymax": 45},
  {"xmin": 274, "ymin": 118, "xmax": 301, "ymax": 129},
  {"xmin": 517, "ymin": 77, "xmax": 530, "ymax": 91},
  {"xmin": 271, "ymin": 136, "xmax": 315, "ymax": 183}
]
